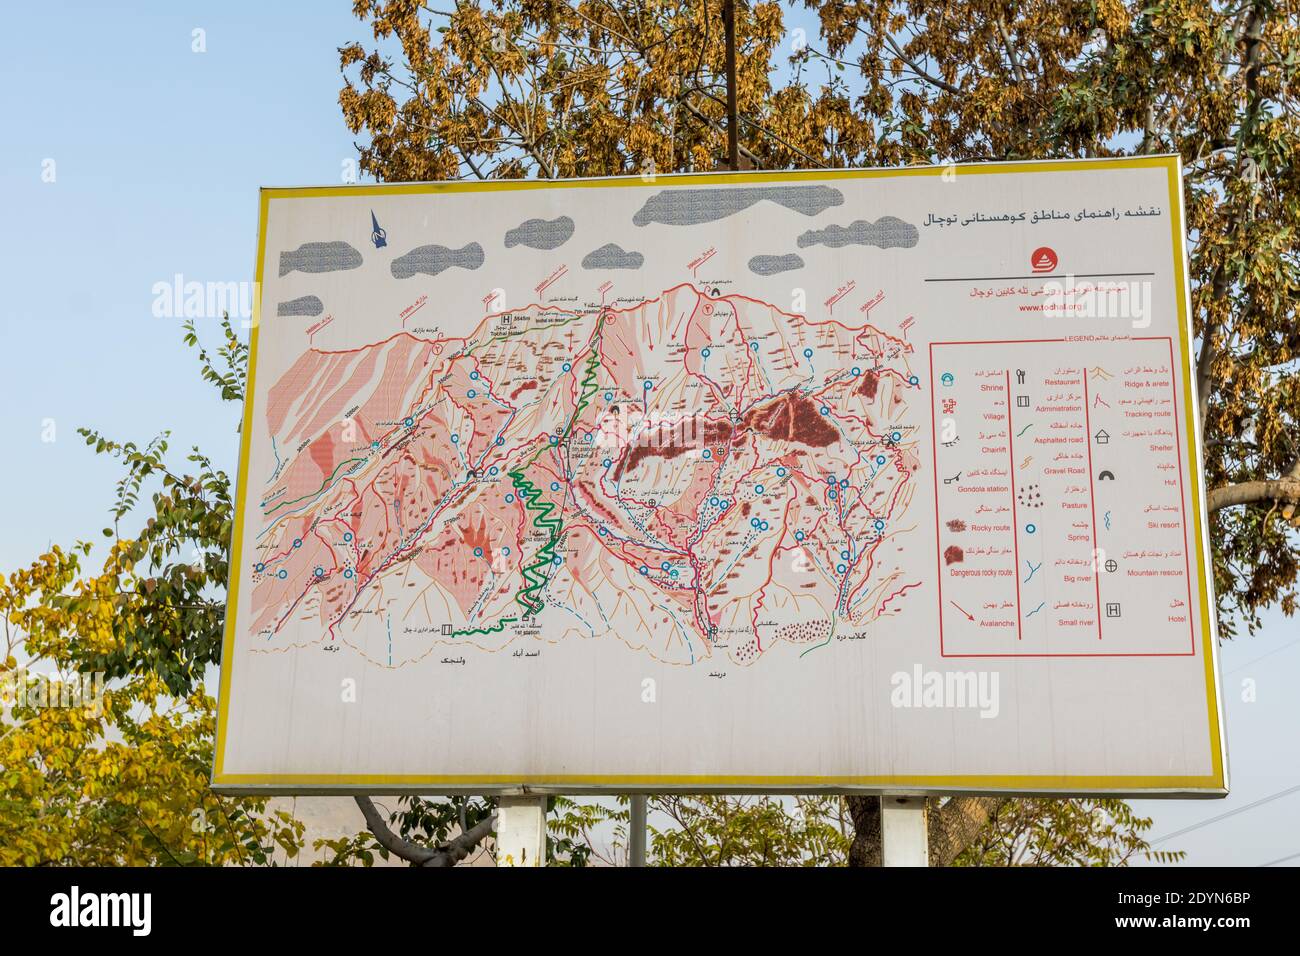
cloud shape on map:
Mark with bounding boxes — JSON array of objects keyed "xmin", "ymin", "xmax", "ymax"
[
  {"xmin": 748, "ymin": 253, "xmax": 804, "ymax": 276},
  {"xmin": 796, "ymin": 217, "xmax": 919, "ymax": 250},
  {"xmin": 504, "ymin": 215, "xmax": 575, "ymax": 250},
  {"xmin": 391, "ymin": 242, "xmax": 485, "ymax": 279},
  {"xmin": 278, "ymin": 241, "xmax": 363, "ymax": 277},
  {"xmin": 632, "ymin": 185, "xmax": 843, "ymax": 226},
  {"xmin": 582, "ymin": 243, "xmax": 644, "ymax": 270},
  {"xmin": 277, "ymin": 295, "xmax": 324, "ymax": 317}
]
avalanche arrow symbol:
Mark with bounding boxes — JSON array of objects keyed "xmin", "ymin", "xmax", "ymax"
[{"xmin": 949, "ymin": 600, "xmax": 975, "ymax": 622}]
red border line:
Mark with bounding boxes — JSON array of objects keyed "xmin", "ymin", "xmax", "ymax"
[
  {"xmin": 929, "ymin": 343, "xmax": 946, "ymax": 655},
  {"xmin": 1081, "ymin": 367, "xmax": 1103, "ymax": 640},
  {"xmin": 1005, "ymin": 369, "xmax": 1024, "ymax": 641}
]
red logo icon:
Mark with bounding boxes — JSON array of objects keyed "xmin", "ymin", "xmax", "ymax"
[{"xmin": 1031, "ymin": 247, "xmax": 1058, "ymax": 273}]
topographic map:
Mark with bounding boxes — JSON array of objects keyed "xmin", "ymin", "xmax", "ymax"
[
  {"xmin": 251, "ymin": 186, "xmax": 923, "ymax": 671},
  {"xmin": 255, "ymin": 282, "xmax": 921, "ymax": 668},
  {"xmin": 216, "ymin": 161, "xmax": 1222, "ymax": 791}
]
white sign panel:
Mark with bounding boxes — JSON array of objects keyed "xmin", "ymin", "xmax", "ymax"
[{"xmin": 214, "ymin": 157, "xmax": 1226, "ymax": 795}]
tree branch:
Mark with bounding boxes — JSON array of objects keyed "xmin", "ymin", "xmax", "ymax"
[
  {"xmin": 883, "ymin": 35, "xmax": 960, "ymax": 95},
  {"xmin": 995, "ymin": 16, "xmax": 1026, "ymax": 85},
  {"xmin": 354, "ymin": 796, "xmax": 497, "ymax": 867},
  {"xmin": 927, "ymin": 796, "xmax": 1011, "ymax": 866},
  {"xmin": 1207, "ymin": 477, "xmax": 1300, "ymax": 512}
]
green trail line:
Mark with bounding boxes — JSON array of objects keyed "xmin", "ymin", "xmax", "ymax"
[
  {"xmin": 264, "ymin": 457, "xmax": 365, "ymax": 516},
  {"xmin": 470, "ymin": 316, "xmax": 607, "ymax": 626},
  {"xmin": 506, "ymin": 468, "xmax": 564, "ymax": 617},
  {"xmin": 451, "ymin": 616, "xmax": 518, "ymax": 638},
  {"xmin": 559, "ymin": 318, "xmax": 605, "ymax": 444}
]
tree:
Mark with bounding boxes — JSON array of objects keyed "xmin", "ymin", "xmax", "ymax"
[
  {"xmin": 338, "ymin": 0, "xmax": 1298, "ymax": 865},
  {"xmin": 5, "ymin": 0, "xmax": 1290, "ymax": 868},
  {"xmin": 0, "ymin": 324, "xmax": 304, "ymax": 864},
  {"xmin": 544, "ymin": 793, "xmax": 1179, "ymax": 865}
]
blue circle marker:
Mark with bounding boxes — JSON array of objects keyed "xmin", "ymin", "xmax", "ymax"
[
  {"xmin": 640, "ymin": 565, "xmax": 649, "ymax": 574},
  {"xmin": 474, "ymin": 547, "xmax": 483, "ymax": 557},
  {"xmin": 603, "ymin": 458, "xmax": 612, "ymax": 467},
  {"xmin": 496, "ymin": 437, "xmax": 504, "ymax": 445},
  {"xmin": 343, "ymin": 568, "xmax": 353, "ymax": 578},
  {"xmin": 489, "ymin": 466, "xmax": 499, "ymax": 475},
  {"xmin": 720, "ymin": 500, "xmax": 729, "ymax": 510},
  {"xmin": 605, "ymin": 391, "xmax": 613, "ymax": 401},
  {"xmin": 661, "ymin": 561, "xmax": 671, "ymax": 570},
  {"xmin": 841, "ymin": 550, "xmax": 849, "ymax": 560},
  {"xmin": 562, "ymin": 362, "xmax": 571, "ymax": 372},
  {"xmin": 820, "ymin": 406, "xmax": 830, "ymax": 415},
  {"xmin": 371, "ymin": 441, "xmax": 380, "ymax": 450},
  {"xmin": 892, "ymin": 431, "xmax": 902, "ymax": 442},
  {"xmin": 451, "ymin": 434, "xmax": 459, "ymax": 444},
  {"xmin": 908, "ymin": 375, "xmax": 919, "ymax": 385},
  {"xmin": 644, "ymin": 381, "xmax": 653, "ymax": 390},
  {"xmin": 702, "ymin": 449, "xmax": 712, "ymax": 460},
  {"xmin": 551, "ymin": 482, "xmax": 560, "ymax": 491},
  {"xmin": 470, "ymin": 371, "xmax": 479, "ymax": 380},
  {"xmin": 502, "ymin": 547, "xmax": 511, "ymax": 556},
  {"xmin": 314, "ymin": 566, "xmax": 324, "ymax": 576},
  {"xmin": 701, "ymin": 348, "xmax": 711, "ymax": 358},
  {"xmin": 874, "ymin": 518, "xmax": 885, "ymax": 530},
  {"xmin": 795, "ymin": 530, "xmax": 805, "ymax": 541},
  {"xmin": 277, "ymin": 569, "xmax": 288, "ymax": 579},
  {"xmin": 876, "ymin": 455, "xmax": 887, "ymax": 465},
  {"xmin": 710, "ymin": 496, "xmax": 720, "ymax": 507},
  {"xmin": 751, "ymin": 341, "xmax": 759, "ymax": 351},
  {"xmin": 552, "ymin": 556, "xmax": 562, "ymax": 566},
  {"xmin": 343, "ymin": 532, "xmax": 353, "ymax": 542},
  {"xmin": 751, "ymin": 518, "xmax": 760, "ymax": 529},
  {"xmin": 777, "ymin": 467, "xmax": 786, "ymax": 477},
  {"xmin": 404, "ymin": 417, "xmax": 414, "ymax": 427},
  {"xmin": 550, "ymin": 435, "xmax": 559, "ymax": 445},
  {"xmin": 852, "ymin": 366, "xmax": 861, "ymax": 376},
  {"xmin": 760, "ymin": 520, "xmax": 769, "ymax": 531},
  {"xmin": 803, "ymin": 348, "xmax": 813, "ymax": 359},
  {"xmin": 829, "ymin": 490, "xmax": 838, "ymax": 500},
  {"xmin": 837, "ymin": 563, "xmax": 847, "ymax": 574},
  {"xmin": 292, "ymin": 538, "xmax": 302, "ymax": 548},
  {"xmin": 505, "ymin": 494, "xmax": 515, "ymax": 503},
  {"xmin": 1026, "ymin": 523, "xmax": 1037, "ymax": 534},
  {"xmin": 468, "ymin": 389, "xmax": 476, "ymax": 398},
  {"xmin": 255, "ymin": 562, "xmax": 265, "ymax": 572},
  {"xmin": 756, "ymin": 484, "xmax": 764, "ymax": 494}
]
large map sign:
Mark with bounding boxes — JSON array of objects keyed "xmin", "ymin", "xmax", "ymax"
[{"xmin": 214, "ymin": 157, "xmax": 1226, "ymax": 795}]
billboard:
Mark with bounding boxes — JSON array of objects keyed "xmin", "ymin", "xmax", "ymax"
[{"xmin": 213, "ymin": 156, "xmax": 1226, "ymax": 796}]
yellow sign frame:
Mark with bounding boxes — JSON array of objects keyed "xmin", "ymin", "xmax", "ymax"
[{"xmin": 213, "ymin": 155, "xmax": 1226, "ymax": 796}]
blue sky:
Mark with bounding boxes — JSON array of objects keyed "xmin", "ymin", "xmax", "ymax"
[{"xmin": 1, "ymin": 2, "xmax": 1295, "ymax": 865}]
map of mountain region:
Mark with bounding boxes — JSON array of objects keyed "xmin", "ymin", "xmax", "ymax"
[{"xmin": 251, "ymin": 280, "xmax": 923, "ymax": 668}]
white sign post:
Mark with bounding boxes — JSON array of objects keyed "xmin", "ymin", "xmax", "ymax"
[
  {"xmin": 496, "ymin": 796, "xmax": 547, "ymax": 867},
  {"xmin": 882, "ymin": 796, "xmax": 929, "ymax": 867},
  {"xmin": 214, "ymin": 157, "xmax": 1225, "ymax": 805}
]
